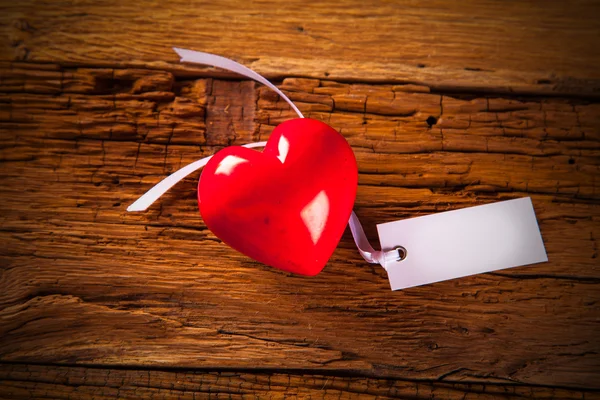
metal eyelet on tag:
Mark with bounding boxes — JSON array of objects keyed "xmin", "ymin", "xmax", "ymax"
[{"xmin": 394, "ymin": 246, "xmax": 407, "ymax": 261}]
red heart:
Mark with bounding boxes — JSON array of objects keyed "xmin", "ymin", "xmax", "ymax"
[{"xmin": 198, "ymin": 118, "xmax": 358, "ymax": 276}]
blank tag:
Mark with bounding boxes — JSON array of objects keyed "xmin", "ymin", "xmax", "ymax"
[{"xmin": 378, "ymin": 197, "xmax": 548, "ymax": 290}]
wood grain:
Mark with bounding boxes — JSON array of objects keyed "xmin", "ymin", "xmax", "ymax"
[
  {"xmin": 2, "ymin": 1, "xmax": 600, "ymax": 96},
  {"xmin": 2, "ymin": 363, "xmax": 599, "ymax": 400},
  {"xmin": 1, "ymin": 1, "xmax": 600, "ymax": 396},
  {"xmin": 1, "ymin": 63, "xmax": 599, "ymax": 391}
]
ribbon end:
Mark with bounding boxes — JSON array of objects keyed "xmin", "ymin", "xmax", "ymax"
[
  {"xmin": 172, "ymin": 47, "xmax": 187, "ymax": 60},
  {"xmin": 126, "ymin": 201, "xmax": 147, "ymax": 212}
]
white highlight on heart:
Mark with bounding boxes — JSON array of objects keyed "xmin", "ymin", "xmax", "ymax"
[
  {"xmin": 277, "ymin": 135, "xmax": 289, "ymax": 164},
  {"xmin": 215, "ymin": 155, "xmax": 249, "ymax": 176},
  {"xmin": 301, "ymin": 190, "xmax": 329, "ymax": 245}
]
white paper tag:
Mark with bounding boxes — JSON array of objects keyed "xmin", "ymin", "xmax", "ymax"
[{"xmin": 378, "ymin": 197, "xmax": 548, "ymax": 290}]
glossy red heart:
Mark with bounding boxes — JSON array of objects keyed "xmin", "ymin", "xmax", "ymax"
[{"xmin": 198, "ymin": 118, "xmax": 358, "ymax": 276}]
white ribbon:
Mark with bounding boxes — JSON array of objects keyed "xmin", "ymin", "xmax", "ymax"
[
  {"xmin": 128, "ymin": 48, "xmax": 398, "ymax": 270},
  {"xmin": 127, "ymin": 141, "xmax": 266, "ymax": 212}
]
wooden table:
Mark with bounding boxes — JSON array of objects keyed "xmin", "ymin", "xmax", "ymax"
[{"xmin": 1, "ymin": 1, "xmax": 599, "ymax": 398}]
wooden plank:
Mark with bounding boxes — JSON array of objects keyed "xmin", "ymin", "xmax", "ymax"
[
  {"xmin": 1, "ymin": 65, "xmax": 599, "ymax": 389},
  {"xmin": 2, "ymin": 363, "xmax": 599, "ymax": 400},
  {"xmin": 1, "ymin": 1, "xmax": 600, "ymax": 96}
]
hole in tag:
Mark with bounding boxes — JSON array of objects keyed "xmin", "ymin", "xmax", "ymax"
[{"xmin": 395, "ymin": 246, "xmax": 407, "ymax": 261}]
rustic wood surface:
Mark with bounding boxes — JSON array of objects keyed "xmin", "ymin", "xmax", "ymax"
[
  {"xmin": 1, "ymin": 363, "xmax": 599, "ymax": 400},
  {"xmin": 1, "ymin": 1, "xmax": 600, "ymax": 398}
]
